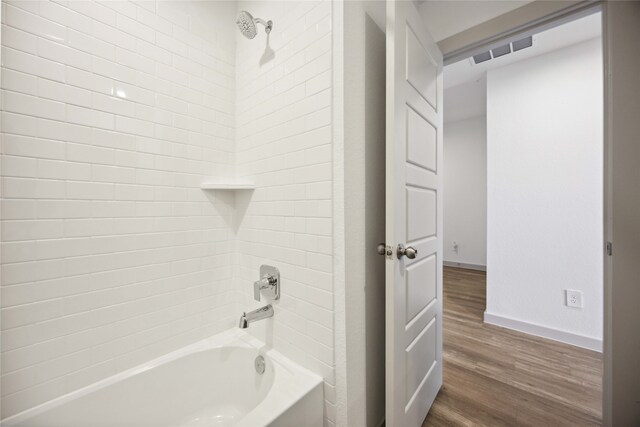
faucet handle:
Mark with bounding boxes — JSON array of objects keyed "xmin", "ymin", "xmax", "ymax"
[
  {"xmin": 254, "ymin": 275, "xmax": 276, "ymax": 301},
  {"xmin": 253, "ymin": 280, "xmax": 261, "ymax": 301}
]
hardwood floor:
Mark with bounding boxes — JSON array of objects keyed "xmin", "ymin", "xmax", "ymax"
[{"xmin": 422, "ymin": 267, "xmax": 602, "ymax": 427}]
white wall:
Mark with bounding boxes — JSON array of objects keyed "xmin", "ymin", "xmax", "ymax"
[
  {"xmin": 444, "ymin": 77, "xmax": 486, "ymax": 123},
  {"xmin": 443, "ymin": 116, "xmax": 487, "ymax": 267},
  {"xmin": 0, "ymin": 0, "xmax": 238, "ymax": 417},
  {"xmin": 486, "ymin": 37, "xmax": 603, "ymax": 349},
  {"xmin": 339, "ymin": 2, "xmax": 386, "ymax": 426},
  {"xmin": 234, "ymin": 2, "xmax": 336, "ymax": 425}
]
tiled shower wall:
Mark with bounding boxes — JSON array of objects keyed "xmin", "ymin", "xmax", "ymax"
[
  {"xmin": 0, "ymin": 0, "xmax": 238, "ymax": 417},
  {"xmin": 235, "ymin": 1, "xmax": 335, "ymax": 425},
  {"xmin": 0, "ymin": 0, "xmax": 337, "ymax": 422}
]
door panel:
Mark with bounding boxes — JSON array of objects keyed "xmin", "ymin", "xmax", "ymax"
[
  {"xmin": 406, "ymin": 255, "xmax": 437, "ymax": 323},
  {"xmin": 405, "ymin": 26, "xmax": 438, "ymax": 108},
  {"xmin": 406, "ymin": 188, "xmax": 436, "ymax": 240},
  {"xmin": 386, "ymin": 0, "xmax": 443, "ymax": 426},
  {"xmin": 406, "ymin": 107, "xmax": 437, "ymax": 172},
  {"xmin": 406, "ymin": 164, "xmax": 437, "ymax": 189},
  {"xmin": 405, "ymin": 318, "xmax": 437, "ymax": 406}
]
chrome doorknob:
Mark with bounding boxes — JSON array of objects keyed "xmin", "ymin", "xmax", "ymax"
[
  {"xmin": 404, "ymin": 247, "xmax": 418, "ymax": 259},
  {"xmin": 397, "ymin": 244, "xmax": 418, "ymax": 259}
]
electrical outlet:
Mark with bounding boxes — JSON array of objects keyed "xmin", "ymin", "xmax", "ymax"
[
  {"xmin": 453, "ymin": 241, "xmax": 459, "ymax": 254},
  {"xmin": 566, "ymin": 290, "xmax": 583, "ymax": 308}
]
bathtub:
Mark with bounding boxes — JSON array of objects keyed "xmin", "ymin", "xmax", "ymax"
[{"xmin": 2, "ymin": 329, "xmax": 323, "ymax": 427}]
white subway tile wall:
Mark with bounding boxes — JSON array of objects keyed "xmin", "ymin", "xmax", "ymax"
[
  {"xmin": 1, "ymin": 0, "xmax": 336, "ymax": 422},
  {"xmin": 235, "ymin": 1, "xmax": 335, "ymax": 425},
  {"xmin": 0, "ymin": 0, "xmax": 239, "ymax": 417}
]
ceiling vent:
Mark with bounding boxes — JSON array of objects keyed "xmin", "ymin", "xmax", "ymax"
[
  {"xmin": 491, "ymin": 43, "xmax": 511, "ymax": 58},
  {"xmin": 471, "ymin": 36, "xmax": 534, "ymax": 64},
  {"xmin": 472, "ymin": 51, "xmax": 492, "ymax": 64},
  {"xmin": 512, "ymin": 36, "xmax": 533, "ymax": 52}
]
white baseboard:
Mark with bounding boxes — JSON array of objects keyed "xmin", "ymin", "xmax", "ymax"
[
  {"xmin": 443, "ymin": 261, "xmax": 486, "ymax": 271},
  {"xmin": 483, "ymin": 312, "xmax": 603, "ymax": 352}
]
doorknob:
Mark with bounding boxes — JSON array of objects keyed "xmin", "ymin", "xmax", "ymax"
[
  {"xmin": 397, "ymin": 244, "xmax": 418, "ymax": 259},
  {"xmin": 377, "ymin": 243, "xmax": 386, "ymax": 255}
]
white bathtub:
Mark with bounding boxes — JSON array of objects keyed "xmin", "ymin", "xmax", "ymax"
[{"xmin": 2, "ymin": 330, "xmax": 323, "ymax": 427}]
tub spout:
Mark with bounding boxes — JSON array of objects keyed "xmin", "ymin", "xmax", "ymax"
[
  {"xmin": 239, "ymin": 304, "xmax": 273, "ymax": 329},
  {"xmin": 239, "ymin": 316, "xmax": 249, "ymax": 328}
]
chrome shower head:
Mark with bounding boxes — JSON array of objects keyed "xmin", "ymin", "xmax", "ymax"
[{"xmin": 236, "ymin": 10, "xmax": 272, "ymax": 39}]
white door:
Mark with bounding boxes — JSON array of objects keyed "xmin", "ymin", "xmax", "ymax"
[{"xmin": 385, "ymin": 0, "xmax": 443, "ymax": 426}]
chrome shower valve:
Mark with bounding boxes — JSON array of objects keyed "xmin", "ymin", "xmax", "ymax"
[{"xmin": 253, "ymin": 265, "xmax": 280, "ymax": 301}]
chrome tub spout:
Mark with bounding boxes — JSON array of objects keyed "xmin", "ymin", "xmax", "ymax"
[{"xmin": 239, "ymin": 304, "xmax": 273, "ymax": 329}]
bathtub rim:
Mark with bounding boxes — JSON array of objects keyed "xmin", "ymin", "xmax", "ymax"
[{"xmin": 1, "ymin": 328, "xmax": 323, "ymax": 427}]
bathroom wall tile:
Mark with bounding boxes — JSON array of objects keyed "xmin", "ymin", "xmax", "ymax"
[
  {"xmin": 115, "ymin": 13, "xmax": 154, "ymax": 43},
  {"xmin": 2, "ymin": 90, "xmax": 66, "ymax": 121},
  {"xmin": 37, "ymin": 78, "xmax": 92, "ymax": 107},
  {"xmin": 1, "ymin": 0, "xmax": 237, "ymax": 417},
  {"xmin": 37, "ymin": 37, "xmax": 92, "ymax": 70},
  {"xmin": 1, "ymin": 24, "xmax": 38, "ymax": 54},
  {"xmin": 63, "ymin": 2, "xmax": 112, "ymax": 26},
  {"xmin": 66, "ymin": 104, "xmax": 114, "ymax": 130},
  {"xmin": 3, "ymin": 3, "xmax": 67, "ymax": 43},
  {"xmin": 98, "ymin": 1, "xmax": 138, "ymax": 21},
  {"xmin": 2, "ymin": 134, "xmax": 61, "ymax": 161},
  {"xmin": 90, "ymin": 19, "xmax": 132, "ymax": 50},
  {"xmin": 3, "ymin": 1, "xmax": 39, "ymax": 14},
  {"xmin": 2, "ymin": 70, "xmax": 37, "ymax": 99},
  {"xmin": 135, "ymin": 6, "xmax": 171, "ymax": 35},
  {"xmin": 1, "ymin": 155, "xmax": 38, "ymax": 178},
  {"xmin": 2, "ymin": 0, "xmax": 335, "ymax": 421},
  {"xmin": 2, "ymin": 46, "xmax": 66, "ymax": 81},
  {"xmin": 236, "ymin": 0, "xmax": 335, "ymax": 422},
  {"xmin": 68, "ymin": 28, "xmax": 116, "ymax": 61},
  {"xmin": 1, "ymin": 199, "xmax": 38, "ymax": 221},
  {"xmin": 38, "ymin": 1, "xmax": 92, "ymax": 34}
]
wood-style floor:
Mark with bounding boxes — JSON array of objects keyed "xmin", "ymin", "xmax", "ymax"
[{"xmin": 422, "ymin": 267, "xmax": 603, "ymax": 427}]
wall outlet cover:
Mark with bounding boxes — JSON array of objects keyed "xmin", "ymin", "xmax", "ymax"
[{"xmin": 566, "ymin": 290, "xmax": 583, "ymax": 308}]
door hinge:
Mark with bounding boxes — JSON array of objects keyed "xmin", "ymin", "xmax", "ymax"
[{"xmin": 606, "ymin": 241, "xmax": 613, "ymax": 256}]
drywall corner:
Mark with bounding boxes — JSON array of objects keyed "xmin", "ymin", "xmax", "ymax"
[
  {"xmin": 335, "ymin": 2, "xmax": 387, "ymax": 426},
  {"xmin": 332, "ymin": 0, "xmax": 347, "ymax": 425}
]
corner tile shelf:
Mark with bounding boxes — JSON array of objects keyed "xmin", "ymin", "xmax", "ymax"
[{"xmin": 200, "ymin": 182, "xmax": 255, "ymax": 190}]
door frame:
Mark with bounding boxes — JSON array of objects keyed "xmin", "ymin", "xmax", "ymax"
[
  {"xmin": 333, "ymin": 1, "xmax": 640, "ymax": 426},
  {"xmin": 437, "ymin": 2, "xmax": 637, "ymax": 425},
  {"xmin": 444, "ymin": 3, "xmax": 605, "ymax": 351}
]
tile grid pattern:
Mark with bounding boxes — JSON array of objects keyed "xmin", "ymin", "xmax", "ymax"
[
  {"xmin": 1, "ymin": 0, "xmax": 338, "ymax": 423},
  {"xmin": 0, "ymin": 0, "xmax": 239, "ymax": 417},
  {"xmin": 235, "ymin": 1, "xmax": 335, "ymax": 425}
]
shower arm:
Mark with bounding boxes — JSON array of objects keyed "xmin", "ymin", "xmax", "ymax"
[{"xmin": 254, "ymin": 17, "xmax": 273, "ymax": 33}]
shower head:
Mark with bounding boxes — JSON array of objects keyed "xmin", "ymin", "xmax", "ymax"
[{"xmin": 236, "ymin": 10, "xmax": 272, "ymax": 39}]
